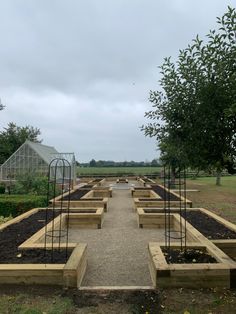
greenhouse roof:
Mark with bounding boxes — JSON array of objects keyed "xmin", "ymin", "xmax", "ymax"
[{"xmin": 26, "ymin": 140, "xmax": 59, "ymax": 164}]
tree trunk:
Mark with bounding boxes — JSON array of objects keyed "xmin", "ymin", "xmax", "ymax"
[
  {"xmin": 192, "ymin": 169, "xmax": 200, "ymax": 180},
  {"xmin": 216, "ymin": 170, "xmax": 222, "ymax": 186}
]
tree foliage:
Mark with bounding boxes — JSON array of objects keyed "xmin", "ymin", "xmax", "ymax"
[
  {"xmin": 142, "ymin": 6, "xmax": 236, "ymax": 184},
  {"xmin": 0, "ymin": 122, "xmax": 41, "ymax": 164},
  {"xmin": 12, "ymin": 173, "xmax": 48, "ymax": 195},
  {"xmin": 0, "ymin": 99, "xmax": 4, "ymax": 112}
]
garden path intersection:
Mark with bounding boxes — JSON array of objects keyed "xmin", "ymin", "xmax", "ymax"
[{"xmin": 68, "ymin": 180, "xmax": 178, "ymax": 287}]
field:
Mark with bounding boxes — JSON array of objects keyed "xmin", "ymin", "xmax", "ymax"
[{"xmin": 77, "ymin": 166, "xmax": 161, "ymax": 176}]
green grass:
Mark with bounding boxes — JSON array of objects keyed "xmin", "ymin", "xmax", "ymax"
[
  {"xmin": 186, "ymin": 175, "xmax": 236, "ymax": 223},
  {"xmin": 77, "ymin": 166, "xmax": 162, "ymax": 176},
  {"xmin": 189, "ymin": 175, "xmax": 236, "ymax": 191},
  {"xmin": 0, "ymin": 294, "xmax": 75, "ymax": 314}
]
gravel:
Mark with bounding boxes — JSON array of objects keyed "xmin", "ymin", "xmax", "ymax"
[{"xmin": 68, "ymin": 181, "xmax": 172, "ymax": 286}]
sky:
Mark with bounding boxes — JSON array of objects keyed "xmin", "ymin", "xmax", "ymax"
[{"xmin": 0, "ymin": 0, "xmax": 235, "ymax": 162}]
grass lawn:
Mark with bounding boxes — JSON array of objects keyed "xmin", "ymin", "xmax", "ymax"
[
  {"xmin": 77, "ymin": 166, "xmax": 161, "ymax": 176},
  {"xmin": 0, "ymin": 286, "xmax": 236, "ymax": 314},
  {"xmin": 185, "ymin": 175, "xmax": 236, "ymax": 223}
]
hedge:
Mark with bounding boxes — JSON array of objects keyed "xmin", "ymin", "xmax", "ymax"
[{"xmin": 0, "ymin": 195, "xmax": 48, "ymax": 217}]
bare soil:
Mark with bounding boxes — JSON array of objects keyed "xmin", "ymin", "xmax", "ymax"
[
  {"xmin": 0, "ymin": 210, "xmax": 70, "ymax": 263},
  {"xmin": 162, "ymin": 248, "xmax": 217, "ymax": 264},
  {"xmin": 183, "ymin": 211, "xmax": 236, "ymax": 239},
  {"xmin": 1, "ymin": 285, "xmax": 236, "ymax": 314},
  {"xmin": 151, "ymin": 185, "xmax": 180, "ymax": 201},
  {"xmin": 63, "ymin": 189, "xmax": 89, "ymax": 200}
]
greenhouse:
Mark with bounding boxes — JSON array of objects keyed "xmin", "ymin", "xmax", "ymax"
[{"xmin": 0, "ymin": 140, "xmax": 76, "ymax": 184}]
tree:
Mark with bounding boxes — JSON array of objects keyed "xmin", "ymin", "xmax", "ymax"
[
  {"xmin": 151, "ymin": 159, "xmax": 160, "ymax": 167},
  {"xmin": 0, "ymin": 98, "xmax": 4, "ymax": 111},
  {"xmin": 89, "ymin": 159, "xmax": 97, "ymax": 167},
  {"xmin": 142, "ymin": 7, "xmax": 236, "ymax": 185},
  {"xmin": 0, "ymin": 122, "xmax": 41, "ymax": 164}
]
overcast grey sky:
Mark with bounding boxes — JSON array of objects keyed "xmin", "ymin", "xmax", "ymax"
[{"xmin": 0, "ymin": 0, "xmax": 234, "ymax": 162}]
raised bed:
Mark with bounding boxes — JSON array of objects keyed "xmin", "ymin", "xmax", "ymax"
[
  {"xmin": 139, "ymin": 207, "xmax": 236, "ymax": 260},
  {"xmin": 116, "ymin": 178, "xmax": 128, "ymax": 183},
  {"xmin": 20, "ymin": 209, "xmax": 104, "ymax": 252},
  {"xmin": 181, "ymin": 208, "xmax": 236, "ymax": 261},
  {"xmin": 52, "ymin": 196, "xmax": 108, "ymax": 212},
  {"xmin": 131, "ymin": 188, "xmax": 160, "ymax": 198},
  {"xmin": 149, "ymin": 242, "xmax": 236, "ymax": 288},
  {"xmin": 147, "ymin": 210, "xmax": 236, "ymax": 288},
  {"xmin": 0, "ymin": 208, "xmax": 87, "ymax": 287},
  {"xmin": 92, "ymin": 186, "xmax": 112, "ymax": 197},
  {"xmin": 83, "ymin": 189, "xmax": 112, "ymax": 198},
  {"xmin": 51, "ymin": 186, "xmax": 91, "ymax": 203},
  {"xmin": 133, "ymin": 184, "xmax": 192, "ymax": 209},
  {"xmin": 89, "ymin": 178, "xmax": 106, "ymax": 186},
  {"xmin": 138, "ymin": 177, "xmax": 156, "ymax": 186}
]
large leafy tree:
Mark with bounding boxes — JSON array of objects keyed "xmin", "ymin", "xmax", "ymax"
[
  {"xmin": 142, "ymin": 7, "xmax": 236, "ymax": 185},
  {"xmin": 0, "ymin": 122, "xmax": 41, "ymax": 164}
]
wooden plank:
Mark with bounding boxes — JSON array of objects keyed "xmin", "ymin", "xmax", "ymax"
[
  {"xmin": 148, "ymin": 242, "xmax": 233, "ymax": 288},
  {"xmin": 0, "ymin": 207, "xmax": 40, "ymax": 231},
  {"xmin": 63, "ymin": 243, "xmax": 87, "ymax": 287},
  {"xmin": 0, "ymin": 264, "xmax": 65, "ymax": 285}
]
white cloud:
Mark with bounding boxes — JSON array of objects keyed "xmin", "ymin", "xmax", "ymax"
[{"xmin": 0, "ymin": 0, "xmax": 234, "ymax": 161}]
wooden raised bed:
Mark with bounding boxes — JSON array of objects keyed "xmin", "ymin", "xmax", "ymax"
[
  {"xmin": 89, "ymin": 178, "xmax": 106, "ymax": 186},
  {"xmin": 92, "ymin": 186, "xmax": 113, "ymax": 197},
  {"xmin": 20, "ymin": 209, "xmax": 104, "ymax": 251},
  {"xmin": 131, "ymin": 189, "xmax": 160, "ymax": 198},
  {"xmin": 149, "ymin": 242, "xmax": 235, "ymax": 288},
  {"xmin": 138, "ymin": 207, "xmax": 236, "ymax": 260},
  {"xmin": 138, "ymin": 177, "xmax": 156, "ymax": 186},
  {"xmin": 52, "ymin": 198, "xmax": 108, "ymax": 212},
  {"xmin": 148, "ymin": 211, "xmax": 236, "ymax": 288},
  {"xmin": 134, "ymin": 198, "xmax": 192, "ymax": 210},
  {"xmin": 184, "ymin": 208, "xmax": 236, "ymax": 261},
  {"xmin": 0, "ymin": 208, "xmax": 87, "ymax": 287},
  {"xmin": 83, "ymin": 189, "xmax": 112, "ymax": 198}
]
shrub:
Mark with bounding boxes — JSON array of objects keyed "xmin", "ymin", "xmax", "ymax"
[
  {"xmin": 0, "ymin": 215, "xmax": 12, "ymax": 225},
  {"xmin": 12, "ymin": 173, "xmax": 48, "ymax": 196},
  {"xmin": 12, "ymin": 173, "xmax": 61, "ymax": 197},
  {"xmin": 0, "ymin": 195, "xmax": 47, "ymax": 217},
  {"xmin": 0, "ymin": 184, "xmax": 5, "ymax": 194}
]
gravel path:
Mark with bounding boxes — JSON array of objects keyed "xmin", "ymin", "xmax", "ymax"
[{"xmin": 69, "ymin": 182, "xmax": 167, "ymax": 287}]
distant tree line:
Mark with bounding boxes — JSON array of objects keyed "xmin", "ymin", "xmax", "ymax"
[{"xmin": 79, "ymin": 159, "xmax": 161, "ymax": 167}]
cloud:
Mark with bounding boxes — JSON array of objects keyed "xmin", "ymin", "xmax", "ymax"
[{"xmin": 0, "ymin": 0, "xmax": 234, "ymax": 161}]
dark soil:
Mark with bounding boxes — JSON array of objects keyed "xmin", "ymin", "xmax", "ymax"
[
  {"xmin": 162, "ymin": 248, "xmax": 217, "ymax": 264},
  {"xmin": 63, "ymin": 189, "xmax": 89, "ymax": 200},
  {"xmin": 70, "ymin": 289, "xmax": 161, "ymax": 313},
  {"xmin": 70, "ymin": 210, "xmax": 96, "ymax": 213},
  {"xmin": 81, "ymin": 184, "xmax": 94, "ymax": 189},
  {"xmin": 77, "ymin": 198, "xmax": 103, "ymax": 201},
  {"xmin": 91, "ymin": 179, "xmax": 103, "ymax": 183},
  {"xmin": 144, "ymin": 208, "xmax": 164, "ymax": 213},
  {"xmin": 182, "ymin": 211, "xmax": 236, "ymax": 239},
  {"xmin": 0, "ymin": 210, "xmax": 70, "ymax": 264},
  {"xmin": 151, "ymin": 185, "xmax": 180, "ymax": 201},
  {"xmin": 139, "ymin": 198, "xmax": 162, "ymax": 201}
]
